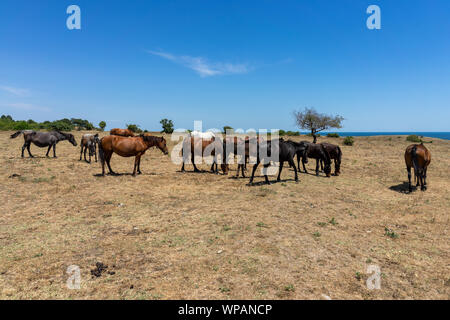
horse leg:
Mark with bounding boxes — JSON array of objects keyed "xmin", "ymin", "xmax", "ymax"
[
  {"xmin": 315, "ymin": 159, "xmax": 320, "ymax": 176},
  {"xmin": 21, "ymin": 142, "xmax": 27, "ymax": 158},
  {"xmin": 137, "ymin": 155, "xmax": 142, "ymax": 174},
  {"xmin": 423, "ymin": 167, "xmax": 428, "ymax": 187},
  {"xmin": 407, "ymin": 166, "xmax": 412, "ymax": 192},
  {"xmin": 249, "ymin": 161, "xmax": 260, "ymax": 185},
  {"xmin": 263, "ymin": 163, "xmax": 270, "ymax": 184},
  {"xmin": 192, "ymin": 153, "xmax": 201, "ymax": 173},
  {"xmin": 132, "ymin": 156, "xmax": 140, "ymax": 176},
  {"xmin": 53, "ymin": 143, "xmax": 57, "ymax": 158},
  {"xmin": 79, "ymin": 145, "xmax": 83, "ymax": 161},
  {"xmin": 105, "ymin": 152, "xmax": 115, "ymax": 175},
  {"xmin": 420, "ymin": 171, "xmax": 426, "ymax": 191},
  {"xmin": 236, "ymin": 164, "xmax": 241, "ymax": 177},
  {"xmin": 26, "ymin": 143, "xmax": 34, "ymax": 158},
  {"xmin": 320, "ymin": 159, "xmax": 324, "ymax": 171},
  {"xmin": 288, "ymin": 158, "xmax": 298, "ymax": 182},
  {"xmin": 241, "ymin": 162, "xmax": 246, "ymax": 178},
  {"xmin": 94, "ymin": 145, "xmax": 98, "ymax": 162},
  {"xmin": 46, "ymin": 145, "xmax": 52, "ymax": 157},
  {"xmin": 302, "ymin": 158, "xmax": 308, "ymax": 173},
  {"xmin": 277, "ymin": 161, "xmax": 284, "ymax": 181},
  {"xmin": 84, "ymin": 146, "xmax": 89, "ymax": 162}
]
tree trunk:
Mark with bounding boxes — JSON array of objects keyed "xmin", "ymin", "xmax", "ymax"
[{"xmin": 312, "ymin": 130, "xmax": 317, "ymax": 143}]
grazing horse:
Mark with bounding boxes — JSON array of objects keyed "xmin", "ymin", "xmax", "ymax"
[
  {"xmin": 10, "ymin": 130, "xmax": 77, "ymax": 158},
  {"xmin": 286, "ymin": 140, "xmax": 310, "ymax": 171},
  {"xmin": 405, "ymin": 143, "xmax": 431, "ymax": 192},
  {"xmin": 320, "ymin": 142, "xmax": 342, "ymax": 176},
  {"xmin": 98, "ymin": 135, "xmax": 169, "ymax": 176},
  {"xmin": 248, "ymin": 139, "xmax": 301, "ymax": 185},
  {"xmin": 80, "ymin": 133, "xmax": 99, "ymax": 163},
  {"xmin": 181, "ymin": 137, "xmax": 229, "ymax": 174},
  {"xmin": 110, "ymin": 128, "xmax": 135, "ymax": 137},
  {"xmin": 302, "ymin": 143, "xmax": 332, "ymax": 177}
]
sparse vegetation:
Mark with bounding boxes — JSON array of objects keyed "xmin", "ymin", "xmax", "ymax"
[
  {"xmin": 343, "ymin": 136, "xmax": 354, "ymax": 146},
  {"xmin": 293, "ymin": 107, "xmax": 344, "ymax": 143},
  {"xmin": 327, "ymin": 133, "xmax": 340, "ymax": 138},
  {"xmin": 406, "ymin": 135, "xmax": 422, "ymax": 143}
]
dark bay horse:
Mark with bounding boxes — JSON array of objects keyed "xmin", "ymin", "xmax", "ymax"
[
  {"xmin": 181, "ymin": 137, "xmax": 229, "ymax": 174},
  {"xmin": 301, "ymin": 143, "xmax": 332, "ymax": 177},
  {"xmin": 405, "ymin": 143, "xmax": 431, "ymax": 192},
  {"xmin": 80, "ymin": 133, "xmax": 99, "ymax": 163},
  {"xmin": 286, "ymin": 140, "xmax": 310, "ymax": 171},
  {"xmin": 110, "ymin": 128, "xmax": 135, "ymax": 137},
  {"xmin": 10, "ymin": 130, "xmax": 77, "ymax": 158},
  {"xmin": 224, "ymin": 136, "xmax": 262, "ymax": 178},
  {"xmin": 248, "ymin": 139, "xmax": 300, "ymax": 185},
  {"xmin": 320, "ymin": 142, "xmax": 342, "ymax": 176},
  {"xmin": 98, "ymin": 135, "xmax": 169, "ymax": 176}
]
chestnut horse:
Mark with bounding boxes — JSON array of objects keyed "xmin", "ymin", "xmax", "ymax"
[
  {"xmin": 181, "ymin": 137, "xmax": 229, "ymax": 174},
  {"xmin": 98, "ymin": 135, "xmax": 168, "ymax": 176},
  {"xmin": 405, "ymin": 143, "xmax": 431, "ymax": 192},
  {"xmin": 110, "ymin": 128, "xmax": 135, "ymax": 137}
]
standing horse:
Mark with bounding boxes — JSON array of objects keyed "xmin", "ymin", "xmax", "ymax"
[
  {"xmin": 320, "ymin": 142, "xmax": 342, "ymax": 176},
  {"xmin": 301, "ymin": 143, "xmax": 332, "ymax": 177},
  {"xmin": 286, "ymin": 140, "xmax": 310, "ymax": 171},
  {"xmin": 80, "ymin": 133, "xmax": 99, "ymax": 163},
  {"xmin": 98, "ymin": 135, "xmax": 168, "ymax": 176},
  {"xmin": 10, "ymin": 130, "xmax": 77, "ymax": 158},
  {"xmin": 405, "ymin": 143, "xmax": 431, "ymax": 192},
  {"xmin": 110, "ymin": 128, "xmax": 135, "ymax": 137},
  {"xmin": 248, "ymin": 139, "xmax": 300, "ymax": 185},
  {"xmin": 181, "ymin": 137, "xmax": 229, "ymax": 174},
  {"xmin": 224, "ymin": 137, "xmax": 262, "ymax": 178}
]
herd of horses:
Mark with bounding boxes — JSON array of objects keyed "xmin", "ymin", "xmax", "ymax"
[{"xmin": 9, "ymin": 129, "xmax": 431, "ymax": 192}]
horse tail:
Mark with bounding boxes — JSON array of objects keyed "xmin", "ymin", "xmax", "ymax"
[
  {"xmin": 98, "ymin": 137, "xmax": 105, "ymax": 167},
  {"xmin": 336, "ymin": 145, "xmax": 342, "ymax": 171},
  {"xmin": 10, "ymin": 131, "xmax": 23, "ymax": 139},
  {"xmin": 411, "ymin": 145, "xmax": 420, "ymax": 184}
]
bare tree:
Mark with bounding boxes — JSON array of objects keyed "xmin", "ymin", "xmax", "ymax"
[{"xmin": 293, "ymin": 107, "xmax": 344, "ymax": 143}]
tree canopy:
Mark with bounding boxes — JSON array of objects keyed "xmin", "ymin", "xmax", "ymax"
[{"xmin": 293, "ymin": 107, "xmax": 344, "ymax": 143}]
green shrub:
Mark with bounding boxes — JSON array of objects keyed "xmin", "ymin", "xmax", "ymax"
[
  {"xmin": 126, "ymin": 124, "xmax": 143, "ymax": 134},
  {"xmin": 278, "ymin": 129, "xmax": 286, "ymax": 136},
  {"xmin": 160, "ymin": 119, "xmax": 174, "ymax": 134},
  {"xmin": 223, "ymin": 125, "xmax": 234, "ymax": 134},
  {"xmin": 286, "ymin": 131, "xmax": 300, "ymax": 136},
  {"xmin": 327, "ymin": 133, "xmax": 340, "ymax": 138},
  {"xmin": 343, "ymin": 136, "xmax": 354, "ymax": 146},
  {"xmin": 406, "ymin": 135, "xmax": 422, "ymax": 143},
  {"xmin": 306, "ymin": 132, "xmax": 321, "ymax": 137}
]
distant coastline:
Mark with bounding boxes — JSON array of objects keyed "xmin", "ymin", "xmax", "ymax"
[{"xmin": 316, "ymin": 132, "xmax": 450, "ymax": 140}]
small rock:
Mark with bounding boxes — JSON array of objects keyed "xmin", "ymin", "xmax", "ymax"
[
  {"xmin": 217, "ymin": 250, "xmax": 223, "ymax": 254},
  {"xmin": 321, "ymin": 294, "xmax": 332, "ymax": 300}
]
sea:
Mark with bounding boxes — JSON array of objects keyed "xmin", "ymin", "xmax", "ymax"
[{"xmin": 319, "ymin": 132, "xmax": 450, "ymax": 140}]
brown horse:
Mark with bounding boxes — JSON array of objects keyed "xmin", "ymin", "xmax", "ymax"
[
  {"xmin": 320, "ymin": 142, "xmax": 342, "ymax": 176},
  {"xmin": 110, "ymin": 128, "xmax": 135, "ymax": 137},
  {"xmin": 181, "ymin": 137, "xmax": 229, "ymax": 174},
  {"xmin": 405, "ymin": 143, "xmax": 431, "ymax": 192},
  {"xmin": 98, "ymin": 135, "xmax": 168, "ymax": 176}
]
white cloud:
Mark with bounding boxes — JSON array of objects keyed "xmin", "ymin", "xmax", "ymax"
[
  {"xmin": 1, "ymin": 103, "xmax": 50, "ymax": 112},
  {"xmin": 0, "ymin": 85, "xmax": 30, "ymax": 96},
  {"xmin": 147, "ymin": 50, "xmax": 249, "ymax": 77}
]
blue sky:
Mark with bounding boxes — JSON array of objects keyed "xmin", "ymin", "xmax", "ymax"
[{"xmin": 0, "ymin": 0, "xmax": 449, "ymax": 131}]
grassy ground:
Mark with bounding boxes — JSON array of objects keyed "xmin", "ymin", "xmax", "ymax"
[{"xmin": 0, "ymin": 131, "xmax": 449, "ymax": 300}]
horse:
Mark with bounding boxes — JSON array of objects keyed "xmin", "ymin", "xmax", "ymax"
[
  {"xmin": 248, "ymin": 139, "xmax": 301, "ymax": 185},
  {"xmin": 80, "ymin": 133, "xmax": 99, "ymax": 163},
  {"xmin": 224, "ymin": 136, "xmax": 262, "ymax": 178},
  {"xmin": 301, "ymin": 143, "xmax": 332, "ymax": 177},
  {"xmin": 10, "ymin": 130, "xmax": 77, "ymax": 158},
  {"xmin": 98, "ymin": 134, "xmax": 169, "ymax": 176},
  {"xmin": 285, "ymin": 140, "xmax": 310, "ymax": 171},
  {"xmin": 405, "ymin": 143, "xmax": 431, "ymax": 192},
  {"xmin": 319, "ymin": 142, "xmax": 342, "ymax": 176},
  {"xmin": 110, "ymin": 128, "xmax": 135, "ymax": 137},
  {"xmin": 181, "ymin": 136, "xmax": 229, "ymax": 174}
]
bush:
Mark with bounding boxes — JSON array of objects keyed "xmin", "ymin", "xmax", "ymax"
[
  {"xmin": 278, "ymin": 129, "xmax": 286, "ymax": 136},
  {"xmin": 327, "ymin": 133, "xmax": 340, "ymax": 138},
  {"xmin": 406, "ymin": 135, "xmax": 422, "ymax": 143},
  {"xmin": 126, "ymin": 124, "xmax": 143, "ymax": 134},
  {"xmin": 223, "ymin": 126, "xmax": 234, "ymax": 134},
  {"xmin": 160, "ymin": 119, "xmax": 174, "ymax": 134},
  {"xmin": 343, "ymin": 136, "xmax": 354, "ymax": 146},
  {"xmin": 286, "ymin": 131, "xmax": 300, "ymax": 136},
  {"xmin": 99, "ymin": 121, "xmax": 106, "ymax": 131}
]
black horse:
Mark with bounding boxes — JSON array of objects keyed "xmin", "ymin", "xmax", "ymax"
[
  {"xmin": 248, "ymin": 139, "xmax": 303, "ymax": 185},
  {"xmin": 10, "ymin": 130, "xmax": 77, "ymax": 158},
  {"xmin": 286, "ymin": 140, "xmax": 310, "ymax": 171},
  {"xmin": 301, "ymin": 143, "xmax": 332, "ymax": 177}
]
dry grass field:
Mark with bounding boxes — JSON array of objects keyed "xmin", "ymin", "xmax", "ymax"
[{"xmin": 0, "ymin": 130, "xmax": 449, "ymax": 300}]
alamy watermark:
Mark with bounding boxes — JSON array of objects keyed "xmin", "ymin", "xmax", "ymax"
[
  {"xmin": 66, "ymin": 265, "xmax": 81, "ymax": 289},
  {"xmin": 66, "ymin": 5, "xmax": 81, "ymax": 30}
]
